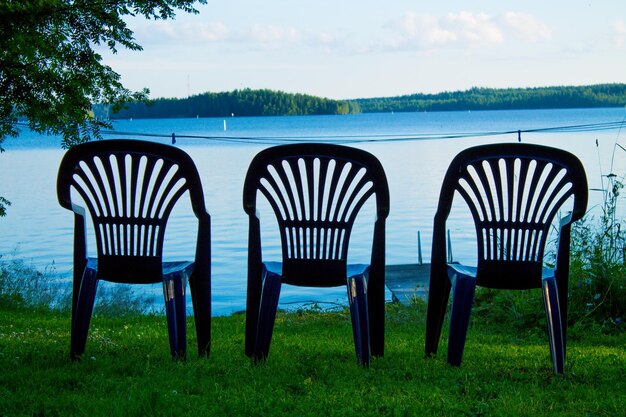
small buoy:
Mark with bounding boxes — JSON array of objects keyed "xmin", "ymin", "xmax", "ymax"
[{"xmin": 223, "ymin": 120, "xmax": 227, "ymax": 131}]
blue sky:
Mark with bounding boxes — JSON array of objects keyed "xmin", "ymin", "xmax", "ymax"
[{"xmin": 101, "ymin": 0, "xmax": 626, "ymax": 100}]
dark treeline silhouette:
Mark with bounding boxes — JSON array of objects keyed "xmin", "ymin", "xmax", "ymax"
[
  {"xmin": 107, "ymin": 88, "xmax": 360, "ymax": 119},
  {"xmin": 102, "ymin": 84, "xmax": 626, "ymax": 120},
  {"xmin": 352, "ymin": 84, "xmax": 626, "ymax": 113}
]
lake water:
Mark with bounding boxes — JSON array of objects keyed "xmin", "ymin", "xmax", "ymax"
[{"xmin": 1, "ymin": 108, "xmax": 625, "ymax": 315}]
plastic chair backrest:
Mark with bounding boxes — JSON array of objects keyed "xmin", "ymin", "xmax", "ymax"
[
  {"xmin": 435, "ymin": 143, "xmax": 588, "ymax": 289},
  {"xmin": 57, "ymin": 139, "xmax": 207, "ymax": 283},
  {"xmin": 243, "ymin": 143, "xmax": 390, "ymax": 286}
]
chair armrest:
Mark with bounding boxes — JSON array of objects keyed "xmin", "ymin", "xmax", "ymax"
[
  {"xmin": 247, "ymin": 212, "xmax": 262, "ymax": 267},
  {"xmin": 72, "ymin": 206, "xmax": 87, "ymax": 265},
  {"xmin": 194, "ymin": 212, "xmax": 212, "ymax": 276},
  {"xmin": 555, "ymin": 215, "xmax": 574, "ymax": 279},
  {"xmin": 368, "ymin": 217, "xmax": 387, "ymax": 302},
  {"xmin": 370, "ymin": 217, "xmax": 386, "ymax": 273},
  {"xmin": 71, "ymin": 207, "xmax": 88, "ymax": 311},
  {"xmin": 430, "ymin": 213, "xmax": 449, "ymax": 272}
]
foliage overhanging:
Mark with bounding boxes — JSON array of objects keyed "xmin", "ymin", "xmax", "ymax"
[{"xmin": 0, "ymin": 0, "xmax": 207, "ymax": 150}]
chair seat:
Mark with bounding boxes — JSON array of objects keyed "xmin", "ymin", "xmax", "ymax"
[
  {"xmin": 447, "ymin": 263, "xmax": 556, "ymax": 283},
  {"xmin": 263, "ymin": 261, "xmax": 370, "ymax": 286},
  {"xmin": 86, "ymin": 258, "xmax": 196, "ymax": 282}
]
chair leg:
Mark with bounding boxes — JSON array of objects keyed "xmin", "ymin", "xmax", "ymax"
[
  {"xmin": 367, "ymin": 264, "xmax": 385, "ymax": 358},
  {"xmin": 70, "ymin": 269, "xmax": 99, "ymax": 360},
  {"xmin": 245, "ymin": 266, "xmax": 263, "ymax": 358},
  {"xmin": 347, "ymin": 276, "xmax": 371, "ymax": 366},
  {"xmin": 447, "ymin": 274, "xmax": 476, "ymax": 367},
  {"xmin": 189, "ymin": 271, "xmax": 211, "ymax": 357},
  {"xmin": 163, "ymin": 274, "xmax": 187, "ymax": 360},
  {"xmin": 254, "ymin": 272, "xmax": 282, "ymax": 363},
  {"xmin": 542, "ymin": 277, "xmax": 565, "ymax": 374},
  {"xmin": 425, "ymin": 270, "xmax": 451, "ymax": 357},
  {"xmin": 174, "ymin": 274, "xmax": 188, "ymax": 360},
  {"xmin": 555, "ymin": 268, "xmax": 569, "ymax": 358}
]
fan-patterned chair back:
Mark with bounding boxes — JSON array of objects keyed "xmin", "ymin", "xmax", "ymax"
[{"xmin": 57, "ymin": 139, "xmax": 207, "ymax": 283}]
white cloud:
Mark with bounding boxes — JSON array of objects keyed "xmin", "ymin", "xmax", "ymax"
[
  {"xmin": 134, "ymin": 20, "xmax": 232, "ymax": 44},
  {"xmin": 395, "ymin": 12, "xmax": 457, "ymax": 46},
  {"xmin": 150, "ymin": 21, "xmax": 178, "ymax": 39},
  {"xmin": 500, "ymin": 12, "xmax": 552, "ymax": 42},
  {"xmin": 136, "ymin": 11, "xmax": 550, "ymax": 56},
  {"xmin": 381, "ymin": 11, "xmax": 503, "ymax": 51},
  {"xmin": 133, "ymin": 20, "xmax": 336, "ymax": 52},
  {"xmin": 249, "ymin": 24, "xmax": 300, "ymax": 43},
  {"xmin": 446, "ymin": 11, "xmax": 504, "ymax": 44},
  {"xmin": 315, "ymin": 31, "xmax": 336, "ymax": 45},
  {"xmin": 380, "ymin": 11, "xmax": 554, "ymax": 52},
  {"xmin": 616, "ymin": 19, "xmax": 626, "ymax": 48},
  {"xmin": 240, "ymin": 24, "xmax": 343, "ymax": 54},
  {"xmin": 193, "ymin": 22, "xmax": 231, "ymax": 42}
]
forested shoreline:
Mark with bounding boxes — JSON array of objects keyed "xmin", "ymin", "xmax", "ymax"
[
  {"xmin": 102, "ymin": 84, "xmax": 626, "ymax": 119},
  {"xmin": 106, "ymin": 89, "xmax": 360, "ymax": 119},
  {"xmin": 354, "ymin": 84, "xmax": 626, "ymax": 113}
]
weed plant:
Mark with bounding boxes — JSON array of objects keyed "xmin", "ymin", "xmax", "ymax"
[
  {"xmin": 0, "ymin": 254, "xmax": 148, "ymax": 316},
  {"xmin": 568, "ymin": 165, "xmax": 625, "ymax": 332},
  {"xmin": 0, "ymin": 255, "xmax": 65, "ymax": 311}
]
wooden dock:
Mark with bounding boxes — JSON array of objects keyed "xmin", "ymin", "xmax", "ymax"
[{"xmin": 385, "ymin": 263, "xmax": 430, "ymax": 305}]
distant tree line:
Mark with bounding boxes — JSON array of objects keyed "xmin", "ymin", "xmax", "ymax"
[
  {"xmin": 105, "ymin": 88, "xmax": 360, "ymax": 119},
  {"xmin": 352, "ymin": 84, "xmax": 626, "ymax": 113},
  {"xmin": 100, "ymin": 84, "xmax": 626, "ymax": 120}
]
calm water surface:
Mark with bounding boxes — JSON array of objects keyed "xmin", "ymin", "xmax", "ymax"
[{"xmin": 1, "ymin": 108, "xmax": 625, "ymax": 315}]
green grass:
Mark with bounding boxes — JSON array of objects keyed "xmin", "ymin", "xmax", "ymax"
[{"xmin": 1, "ymin": 303, "xmax": 624, "ymax": 417}]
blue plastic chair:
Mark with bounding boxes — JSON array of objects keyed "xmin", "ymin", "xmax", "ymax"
[
  {"xmin": 425, "ymin": 143, "xmax": 587, "ymax": 373},
  {"xmin": 243, "ymin": 143, "xmax": 390, "ymax": 365},
  {"xmin": 57, "ymin": 139, "xmax": 211, "ymax": 360}
]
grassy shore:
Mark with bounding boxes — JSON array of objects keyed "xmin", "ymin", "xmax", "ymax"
[{"xmin": 1, "ymin": 302, "xmax": 624, "ymax": 417}]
